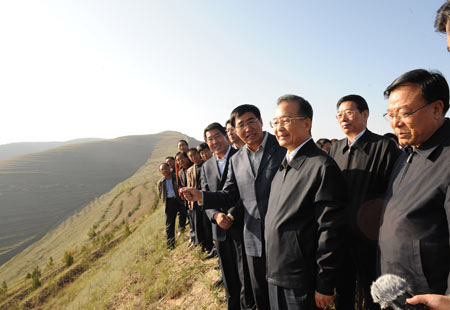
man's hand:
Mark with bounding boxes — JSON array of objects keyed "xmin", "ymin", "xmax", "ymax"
[
  {"xmin": 315, "ymin": 291, "xmax": 334, "ymax": 309},
  {"xmin": 213, "ymin": 213, "xmax": 233, "ymax": 230},
  {"xmin": 407, "ymin": 294, "xmax": 450, "ymax": 310},
  {"xmin": 179, "ymin": 187, "xmax": 202, "ymax": 202}
]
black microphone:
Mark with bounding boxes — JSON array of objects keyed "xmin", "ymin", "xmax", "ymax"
[{"xmin": 370, "ymin": 274, "xmax": 429, "ymax": 310}]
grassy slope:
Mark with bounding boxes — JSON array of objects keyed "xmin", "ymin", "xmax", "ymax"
[
  {"xmin": 0, "ymin": 132, "xmax": 197, "ymax": 266},
  {"xmin": 0, "ymin": 131, "xmax": 223, "ymax": 309}
]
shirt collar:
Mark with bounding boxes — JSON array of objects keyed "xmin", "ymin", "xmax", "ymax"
[
  {"xmin": 286, "ymin": 137, "xmax": 312, "ymax": 163},
  {"xmin": 415, "ymin": 118, "xmax": 450, "ymax": 160},
  {"xmin": 246, "ymin": 131, "xmax": 268, "ymax": 154},
  {"xmin": 215, "ymin": 145, "xmax": 232, "ymax": 161},
  {"xmin": 348, "ymin": 128, "xmax": 366, "ymax": 146}
]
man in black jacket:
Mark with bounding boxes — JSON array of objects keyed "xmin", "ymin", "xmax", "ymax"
[
  {"xmin": 379, "ymin": 69, "xmax": 450, "ymax": 296},
  {"xmin": 265, "ymin": 94, "xmax": 347, "ymax": 309},
  {"xmin": 329, "ymin": 94, "xmax": 400, "ymax": 310}
]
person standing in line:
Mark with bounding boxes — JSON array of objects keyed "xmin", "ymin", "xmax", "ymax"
[
  {"xmin": 265, "ymin": 94, "xmax": 347, "ymax": 309},
  {"xmin": 199, "ymin": 122, "xmax": 253, "ymax": 310},
  {"xmin": 378, "ymin": 69, "xmax": 449, "ymax": 296},
  {"xmin": 181, "ymin": 105, "xmax": 286, "ymax": 310},
  {"xmin": 165, "ymin": 156, "xmax": 176, "ymax": 172},
  {"xmin": 226, "ymin": 119, "xmax": 245, "ymax": 149},
  {"xmin": 197, "ymin": 143, "xmax": 213, "ymax": 161},
  {"xmin": 157, "ymin": 163, "xmax": 183, "ymax": 249},
  {"xmin": 329, "ymin": 94, "xmax": 400, "ymax": 310},
  {"xmin": 175, "ymin": 151, "xmax": 191, "ymax": 234}
]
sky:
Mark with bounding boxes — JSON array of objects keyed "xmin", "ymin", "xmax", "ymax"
[{"xmin": 0, "ymin": 0, "xmax": 449, "ymax": 145}]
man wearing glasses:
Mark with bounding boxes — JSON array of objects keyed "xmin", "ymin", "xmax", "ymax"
[
  {"xmin": 265, "ymin": 94, "xmax": 347, "ymax": 309},
  {"xmin": 328, "ymin": 95, "xmax": 400, "ymax": 310},
  {"xmin": 378, "ymin": 69, "xmax": 450, "ymax": 296},
  {"xmin": 181, "ymin": 104, "xmax": 286, "ymax": 309}
]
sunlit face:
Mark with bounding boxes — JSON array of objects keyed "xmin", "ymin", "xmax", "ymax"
[
  {"xmin": 159, "ymin": 163, "xmax": 171, "ymax": 178},
  {"xmin": 337, "ymin": 101, "xmax": 368, "ymax": 138},
  {"xmin": 176, "ymin": 153, "xmax": 189, "ymax": 168},
  {"xmin": 199, "ymin": 149, "xmax": 212, "ymax": 161},
  {"xmin": 205, "ymin": 129, "xmax": 229, "ymax": 156},
  {"xmin": 234, "ymin": 112, "xmax": 264, "ymax": 150},
  {"xmin": 273, "ymin": 101, "xmax": 311, "ymax": 152},
  {"xmin": 226, "ymin": 123, "xmax": 241, "ymax": 145},
  {"xmin": 188, "ymin": 150, "xmax": 202, "ymax": 165},
  {"xmin": 165, "ymin": 158, "xmax": 175, "ymax": 169},
  {"xmin": 177, "ymin": 141, "xmax": 188, "ymax": 153},
  {"xmin": 387, "ymin": 84, "xmax": 441, "ymax": 146},
  {"xmin": 446, "ymin": 22, "xmax": 450, "ymax": 52}
]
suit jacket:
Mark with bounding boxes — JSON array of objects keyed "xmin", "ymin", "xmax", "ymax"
[
  {"xmin": 203, "ymin": 133, "xmax": 286, "ymax": 257},
  {"xmin": 265, "ymin": 139, "xmax": 347, "ymax": 295},
  {"xmin": 200, "ymin": 147, "xmax": 243, "ymax": 242},
  {"xmin": 186, "ymin": 162, "xmax": 203, "ymax": 210},
  {"xmin": 328, "ymin": 129, "xmax": 400, "ymax": 241},
  {"xmin": 157, "ymin": 173, "xmax": 181, "ymax": 204}
]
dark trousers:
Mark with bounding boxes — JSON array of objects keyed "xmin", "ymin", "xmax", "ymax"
[
  {"xmin": 268, "ymin": 283, "xmax": 314, "ymax": 310},
  {"xmin": 247, "ymin": 253, "xmax": 270, "ymax": 310},
  {"xmin": 178, "ymin": 202, "xmax": 187, "ymax": 231},
  {"xmin": 217, "ymin": 232, "xmax": 254, "ymax": 310},
  {"xmin": 165, "ymin": 198, "xmax": 179, "ymax": 248},
  {"xmin": 187, "ymin": 208, "xmax": 195, "ymax": 241},
  {"xmin": 335, "ymin": 238, "xmax": 380, "ymax": 310},
  {"xmin": 194, "ymin": 207, "xmax": 214, "ymax": 252}
]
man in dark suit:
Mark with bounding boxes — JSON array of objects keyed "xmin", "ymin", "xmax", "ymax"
[
  {"xmin": 265, "ymin": 94, "xmax": 347, "ymax": 309},
  {"xmin": 182, "ymin": 105, "xmax": 286, "ymax": 309},
  {"xmin": 198, "ymin": 122, "xmax": 252, "ymax": 310},
  {"xmin": 175, "ymin": 151, "xmax": 191, "ymax": 235},
  {"xmin": 186, "ymin": 148, "xmax": 213, "ymax": 252},
  {"xmin": 328, "ymin": 94, "xmax": 400, "ymax": 310},
  {"xmin": 157, "ymin": 163, "xmax": 183, "ymax": 249}
]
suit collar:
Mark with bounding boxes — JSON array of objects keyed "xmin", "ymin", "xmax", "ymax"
[
  {"xmin": 341, "ymin": 129, "xmax": 372, "ymax": 153},
  {"xmin": 415, "ymin": 118, "xmax": 450, "ymax": 160},
  {"xmin": 257, "ymin": 133, "xmax": 279, "ymax": 177},
  {"xmin": 288, "ymin": 139, "xmax": 316, "ymax": 170}
]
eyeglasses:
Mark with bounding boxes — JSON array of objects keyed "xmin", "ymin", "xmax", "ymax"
[
  {"xmin": 383, "ymin": 103, "xmax": 429, "ymax": 122},
  {"xmin": 235, "ymin": 117, "xmax": 258, "ymax": 130},
  {"xmin": 336, "ymin": 110, "xmax": 357, "ymax": 119},
  {"xmin": 269, "ymin": 116, "xmax": 306, "ymax": 128}
]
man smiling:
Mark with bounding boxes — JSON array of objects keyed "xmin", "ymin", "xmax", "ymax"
[{"xmin": 265, "ymin": 94, "xmax": 347, "ymax": 309}]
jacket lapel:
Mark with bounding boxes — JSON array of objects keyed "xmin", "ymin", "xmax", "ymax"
[{"xmin": 257, "ymin": 133, "xmax": 276, "ymax": 178}]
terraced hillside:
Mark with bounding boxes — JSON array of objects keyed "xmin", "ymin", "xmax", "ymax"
[{"xmin": 0, "ymin": 132, "xmax": 198, "ymax": 266}]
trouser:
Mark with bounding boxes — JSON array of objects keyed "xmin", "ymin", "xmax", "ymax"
[
  {"xmin": 178, "ymin": 202, "xmax": 187, "ymax": 231},
  {"xmin": 194, "ymin": 207, "xmax": 214, "ymax": 252},
  {"xmin": 165, "ymin": 198, "xmax": 179, "ymax": 248},
  {"xmin": 268, "ymin": 283, "xmax": 314, "ymax": 310},
  {"xmin": 335, "ymin": 237, "xmax": 380, "ymax": 310},
  {"xmin": 217, "ymin": 233, "xmax": 254, "ymax": 310},
  {"xmin": 187, "ymin": 208, "xmax": 195, "ymax": 241},
  {"xmin": 246, "ymin": 253, "xmax": 270, "ymax": 310}
]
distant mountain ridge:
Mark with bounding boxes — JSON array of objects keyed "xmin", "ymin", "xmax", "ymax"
[
  {"xmin": 0, "ymin": 138, "xmax": 104, "ymax": 161},
  {"xmin": 0, "ymin": 131, "xmax": 200, "ymax": 267}
]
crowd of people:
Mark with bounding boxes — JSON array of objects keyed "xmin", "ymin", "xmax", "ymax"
[{"xmin": 156, "ymin": 3, "xmax": 450, "ymax": 310}]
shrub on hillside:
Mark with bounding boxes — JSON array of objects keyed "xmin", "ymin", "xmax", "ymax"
[{"xmin": 63, "ymin": 251, "xmax": 74, "ymax": 268}]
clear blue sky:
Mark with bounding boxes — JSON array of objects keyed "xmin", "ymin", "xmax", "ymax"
[{"xmin": 0, "ymin": 0, "xmax": 448, "ymax": 144}]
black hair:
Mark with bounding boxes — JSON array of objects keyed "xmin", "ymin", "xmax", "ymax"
[
  {"xmin": 188, "ymin": 148, "xmax": 199, "ymax": 154},
  {"xmin": 175, "ymin": 151, "xmax": 188, "ymax": 160},
  {"xmin": 336, "ymin": 94, "xmax": 369, "ymax": 113},
  {"xmin": 197, "ymin": 143, "xmax": 210, "ymax": 152},
  {"xmin": 159, "ymin": 162, "xmax": 169, "ymax": 169},
  {"xmin": 229, "ymin": 104, "xmax": 261, "ymax": 127},
  {"xmin": 435, "ymin": 1, "xmax": 450, "ymax": 33},
  {"xmin": 165, "ymin": 156, "xmax": 175, "ymax": 161},
  {"xmin": 316, "ymin": 138, "xmax": 332, "ymax": 149},
  {"xmin": 277, "ymin": 94, "xmax": 313, "ymax": 120},
  {"xmin": 178, "ymin": 139, "xmax": 188, "ymax": 146},
  {"xmin": 225, "ymin": 119, "xmax": 232, "ymax": 127},
  {"xmin": 203, "ymin": 122, "xmax": 227, "ymax": 142},
  {"xmin": 384, "ymin": 69, "xmax": 449, "ymax": 114}
]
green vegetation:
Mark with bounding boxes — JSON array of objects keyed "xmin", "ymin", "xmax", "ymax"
[
  {"xmin": 0, "ymin": 132, "xmax": 211, "ymax": 309},
  {"xmin": 63, "ymin": 251, "xmax": 74, "ymax": 268}
]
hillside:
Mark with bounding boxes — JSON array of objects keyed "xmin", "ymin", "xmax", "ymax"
[
  {"xmin": 0, "ymin": 130, "xmax": 223, "ymax": 309},
  {"xmin": 0, "ymin": 139, "xmax": 103, "ymax": 161},
  {"xmin": 0, "ymin": 132, "xmax": 200, "ymax": 267}
]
